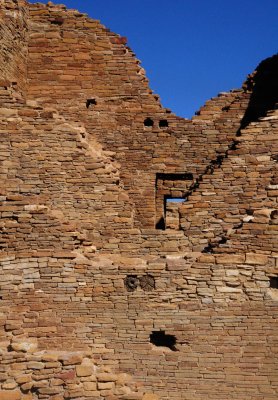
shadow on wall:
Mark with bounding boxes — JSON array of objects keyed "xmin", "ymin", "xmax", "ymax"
[{"xmin": 240, "ymin": 53, "xmax": 278, "ymax": 130}]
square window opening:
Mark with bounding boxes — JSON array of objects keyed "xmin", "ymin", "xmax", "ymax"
[{"xmin": 270, "ymin": 276, "xmax": 278, "ymax": 289}]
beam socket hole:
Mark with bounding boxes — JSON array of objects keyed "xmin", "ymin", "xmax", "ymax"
[
  {"xmin": 159, "ymin": 119, "xmax": 168, "ymax": 128},
  {"xmin": 144, "ymin": 118, "xmax": 154, "ymax": 127},
  {"xmin": 150, "ymin": 331, "xmax": 178, "ymax": 351},
  {"xmin": 86, "ymin": 99, "xmax": 97, "ymax": 109},
  {"xmin": 270, "ymin": 276, "xmax": 278, "ymax": 289}
]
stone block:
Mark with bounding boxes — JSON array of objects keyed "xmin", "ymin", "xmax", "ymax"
[
  {"xmin": 97, "ymin": 373, "xmax": 117, "ymax": 382},
  {"xmin": 215, "ymin": 254, "xmax": 245, "ymax": 264},
  {"xmin": 27, "ymin": 361, "xmax": 44, "ymax": 370},
  {"xmin": 142, "ymin": 394, "xmax": 160, "ymax": 400},
  {"xmin": 60, "ymin": 353, "xmax": 83, "ymax": 365},
  {"xmin": 246, "ymin": 253, "xmax": 268, "ymax": 265},
  {"xmin": 57, "ymin": 369, "xmax": 76, "ymax": 381},
  {"xmin": 76, "ymin": 365, "xmax": 93, "ymax": 377},
  {"xmin": 97, "ymin": 381, "xmax": 115, "ymax": 390},
  {"xmin": 83, "ymin": 381, "xmax": 97, "ymax": 391},
  {"xmin": 0, "ymin": 390, "xmax": 21, "ymax": 400},
  {"xmin": 11, "ymin": 338, "xmax": 38, "ymax": 353}
]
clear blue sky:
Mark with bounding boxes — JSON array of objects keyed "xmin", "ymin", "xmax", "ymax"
[{"xmin": 29, "ymin": 0, "xmax": 278, "ymax": 118}]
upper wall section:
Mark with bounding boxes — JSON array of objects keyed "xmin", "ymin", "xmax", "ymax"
[
  {"xmin": 27, "ymin": 1, "xmax": 157, "ymax": 107},
  {"xmin": 0, "ymin": 0, "xmax": 28, "ymax": 95},
  {"xmin": 1, "ymin": 1, "xmax": 277, "ymax": 235},
  {"xmin": 25, "ymin": 1, "xmax": 253, "ymax": 229}
]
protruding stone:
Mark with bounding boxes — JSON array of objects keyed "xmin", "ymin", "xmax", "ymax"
[
  {"xmin": 76, "ymin": 365, "xmax": 93, "ymax": 377},
  {"xmin": 11, "ymin": 338, "xmax": 38, "ymax": 353},
  {"xmin": 27, "ymin": 361, "xmax": 44, "ymax": 370}
]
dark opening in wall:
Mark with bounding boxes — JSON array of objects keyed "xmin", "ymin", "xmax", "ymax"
[
  {"xmin": 202, "ymin": 242, "xmax": 214, "ymax": 254},
  {"xmin": 159, "ymin": 119, "xmax": 168, "ymax": 128},
  {"xmin": 150, "ymin": 331, "xmax": 177, "ymax": 351},
  {"xmin": 124, "ymin": 275, "xmax": 139, "ymax": 292},
  {"xmin": 270, "ymin": 210, "xmax": 278, "ymax": 224},
  {"xmin": 270, "ymin": 276, "xmax": 278, "ymax": 289},
  {"xmin": 144, "ymin": 117, "xmax": 154, "ymax": 127},
  {"xmin": 50, "ymin": 17, "xmax": 64, "ymax": 26},
  {"xmin": 156, "ymin": 173, "xmax": 193, "ymax": 181},
  {"xmin": 86, "ymin": 99, "xmax": 97, "ymax": 109},
  {"xmin": 155, "ymin": 217, "xmax": 165, "ymax": 230},
  {"xmin": 155, "ymin": 173, "xmax": 193, "ymax": 230}
]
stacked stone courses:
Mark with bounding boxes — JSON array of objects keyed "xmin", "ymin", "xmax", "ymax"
[{"xmin": 0, "ymin": 0, "xmax": 278, "ymax": 399}]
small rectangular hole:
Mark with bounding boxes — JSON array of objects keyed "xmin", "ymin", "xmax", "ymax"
[
  {"xmin": 270, "ymin": 277, "xmax": 278, "ymax": 289},
  {"xmin": 50, "ymin": 18, "xmax": 64, "ymax": 26},
  {"xmin": 150, "ymin": 331, "xmax": 178, "ymax": 351},
  {"xmin": 86, "ymin": 99, "xmax": 97, "ymax": 108}
]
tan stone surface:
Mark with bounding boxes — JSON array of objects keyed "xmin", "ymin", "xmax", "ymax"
[
  {"xmin": 0, "ymin": 1, "xmax": 277, "ymax": 400},
  {"xmin": 142, "ymin": 395, "xmax": 160, "ymax": 400}
]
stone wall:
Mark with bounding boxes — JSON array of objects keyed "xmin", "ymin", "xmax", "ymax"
[
  {"xmin": 0, "ymin": 0, "xmax": 28, "ymax": 95},
  {"xmin": 0, "ymin": 1, "xmax": 277, "ymax": 399}
]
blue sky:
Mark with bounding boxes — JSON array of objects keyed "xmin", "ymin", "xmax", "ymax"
[{"xmin": 29, "ymin": 0, "xmax": 278, "ymax": 118}]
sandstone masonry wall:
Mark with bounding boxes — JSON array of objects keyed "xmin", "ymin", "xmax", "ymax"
[
  {"xmin": 0, "ymin": 0, "xmax": 28, "ymax": 95},
  {"xmin": 0, "ymin": 1, "xmax": 277, "ymax": 400}
]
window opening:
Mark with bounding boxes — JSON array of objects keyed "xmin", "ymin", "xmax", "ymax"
[
  {"xmin": 159, "ymin": 119, "xmax": 168, "ymax": 128},
  {"xmin": 166, "ymin": 197, "xmax": 186, "ymax": 203},
  {"xmin": 155, "ymin": 173, "xmax": 193, "ymax": 230},
  {"xmin": 50, "ymin": 17, "xmax": 64, "ymax": 26},
  {"xmin": 86, "ymin": 99, "xmax": 97, "ymax": 109},
  {"xmin": 150, "ymin": 331, "xmax": 178, "ymax": 351},
  {"xmin": 270, "ymin": 276, "xmax": 278, "ymax": 289},
  {"xmin": 144, "ymin": 117, "xmax": 154, "ymax": 127}
]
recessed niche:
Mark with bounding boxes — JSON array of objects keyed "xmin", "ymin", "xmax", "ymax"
[
  {"xmin": 270, "ymin": 276, "xmax": 278, "ymax": 289},
  {"xmin": 155, "ymin": 173, "xmax": 193, "ymax": 230},
  {"xmin": 50, "ymin": 17, "xmax": 64, "ymax": 26},
  {"xmin": 144, "ymin": 118, "xmax": 154, "ymax": 127},
  {"xmin": 270, "ymin": 210, "xmax": 278, "ymax": 223},
  {"xmin": 140, "ymin": 275, "xmax": 155, "ymax": 291},
  {"xmin": 150, "ymin": 331, "xmax": 177, "ymax": 351},
  {"xmin": 86, "ymin": 98, "xmax": 97, "ymax": 109},
  {"xmin": 222, "ymin": 105, "xmax": 230, "ymax": 111},
  {"xmin": 159, "ymin": 119, "xmax": 168, "ymax": 128},
  {"xmin": 125, "ymin": 275, "xmax": 155, "ymax": 292},
  {"xmin": 124, "ymin": 275, "xmax": 139, "ymax": 292}
]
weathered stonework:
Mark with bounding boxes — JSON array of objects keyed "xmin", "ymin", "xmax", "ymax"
[{"xmin": 0, "ymin": 1, "xmax": 278, "ymax": 399}]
